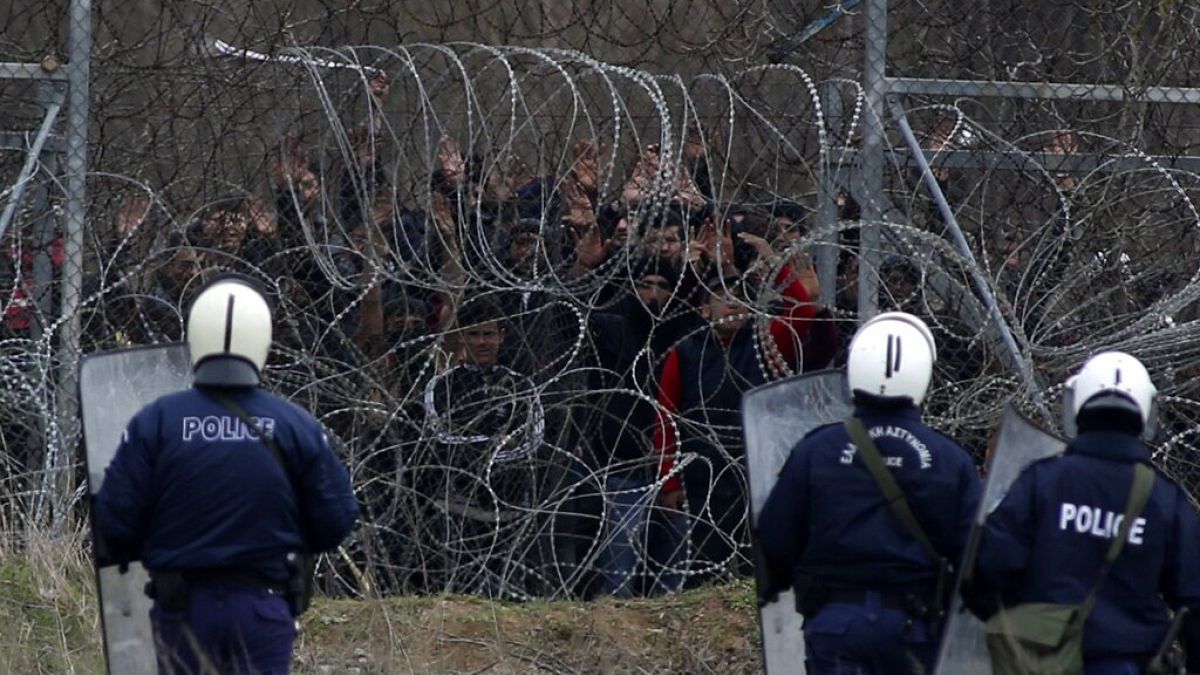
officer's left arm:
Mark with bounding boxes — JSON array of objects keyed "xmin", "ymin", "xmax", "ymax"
[
  {"xmin": 92, "ymin": 412, "xmax": 156, "ymax": 563},
  {"xmin": 297, "ymin": 429, "xmax": 360, "ymax": 553},
  {"xmin": 1161, "ymin": 489, "xmax": 1200, "ymax": 671},
  {"xmin": 755, "ymin": 444, "xmax": 811, "ymax": 595},
  {"xmin": 953, "ymin": 455, "xmax": 984, "ymax": 564},
  {"xmin": 969, "ymin": 466, "xmax": 1037, "ymax": 611}
]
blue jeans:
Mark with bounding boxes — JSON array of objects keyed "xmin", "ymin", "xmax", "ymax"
[
  {"xmin": 151, "ymin": 584, "xmax": 296, "ymax": 675},
  {"xmin": 803, "ymin": 593, "xmax": 936, "ymax": 675},
  {"xmin": 596, "ymin": 473, "xmax": 655, "ymax": 597}
]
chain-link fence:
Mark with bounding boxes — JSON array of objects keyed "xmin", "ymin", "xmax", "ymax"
[{"xmin": 3, "ymin": 0, "xmax": 1200, "ymax": 599}]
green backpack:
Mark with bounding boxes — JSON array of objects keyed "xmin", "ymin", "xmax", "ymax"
[{"xmin": 982, "ymin": 463, "xmax": 1156, "ymax": 675}]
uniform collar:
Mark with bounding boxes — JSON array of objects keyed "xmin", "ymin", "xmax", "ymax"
[
  {"xmin": 1067, "ymin": 430, "xmax": 1151, "ymax": 463},
  {"xmin": 852, "ymin": 402, "xmax": 922, "ymax": 421}
]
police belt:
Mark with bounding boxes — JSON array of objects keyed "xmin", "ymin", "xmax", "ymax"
[
  {"xmin": 819, "ymin": 587, "xmax": 934, "ymax": 614},
  {"xmin": 177, "ymin": 568, "xmax": 288, "ymax": 594}
]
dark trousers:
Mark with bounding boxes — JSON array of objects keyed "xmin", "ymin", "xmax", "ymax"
[
  {"xmin": 1084, "ymin": 659, "xmax": 1146, "ymax": 675},
  {"xmin": 802, "ymin": 593, "xmax": 936, "ymax": 675},
  {"xmin": 151, "ymin": 585, "xmax": 296, "ymax": 675},
  {"xmin": 682, "ymin": 461, "xmax": 749, "ymax": 586}
]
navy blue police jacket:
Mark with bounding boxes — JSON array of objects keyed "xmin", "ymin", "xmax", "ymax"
[
  {"xmin": 972, "ymin": 430, "xmax": 1200, "ymax": 667},
  {"xmin": 92, "ymin": 385, "xmax": 360, "ymax": 583},
  {"xmin": 757, "ymin": 402, "xmax": 982, "ymax": 597}
]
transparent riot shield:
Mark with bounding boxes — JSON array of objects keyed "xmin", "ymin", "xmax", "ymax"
[
  {"xmin": 933, "ymin": 404, "xmax": 1065, "ymax": 675},
  {"xmin": 80, "ymin": 343, "xmax": 193, "ymax": 675},
  {"xmin": 743, "ymin": 370, "xmax": 853, "ymax": 675}
]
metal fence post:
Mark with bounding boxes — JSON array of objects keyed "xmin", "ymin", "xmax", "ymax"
[
  {"xmin": 817, "ymin": 80, "xmax": 843, "ymax": 308},
  {"xmin": 51, "ymin": 0, "xmax": 92, "ymax": 530},
  {"xmin": 858, "ymin": 0, "xmax": 888, "ymax": 322}
]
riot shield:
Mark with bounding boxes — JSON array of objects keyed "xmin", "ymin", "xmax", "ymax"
[
  {"xmin": 80, "ymin": 343, "xmax": 193, "ymax": 675},
  {"xmin": 743, "ymin": 370, "xmax": 853, "ymax": 675},
  {"xmin": 933, "ymin": 404, "xmax": 1065, "ymax": 675}
]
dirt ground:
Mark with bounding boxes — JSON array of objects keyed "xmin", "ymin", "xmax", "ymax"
[{"xmin": 294, "ymin": 580, "xmax": 762, "ymax": 674}]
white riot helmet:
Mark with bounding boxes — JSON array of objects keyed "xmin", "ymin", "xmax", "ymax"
[
  {"xmin": 846, "ymin": 311, "xmax": 937, "ymax": 405},
  {"xmin": 1065, "ymin": 351, "xmax": 1157, "ymax": 436},
  {"xmin": 186, "ymin": 275, "xmax": 272, "ymax": 386}
]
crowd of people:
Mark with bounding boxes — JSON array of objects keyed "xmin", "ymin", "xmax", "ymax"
[
  {"xmin": 2, "ymin": 67, "xmax": 1196, "ymax": 674},
  {"xmin": 0, "ymin": 75, "xmax": 1002, "ymax": 602},
  {"xmin": 59, "ymin": 121, "xmax": 883, "ymax": 600},
  {"xmin": 0, "ymin": 101, "xmax": 1003, "ymax": 599}
]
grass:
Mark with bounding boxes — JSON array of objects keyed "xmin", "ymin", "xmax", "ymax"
[
  {"xmin": 0, "ymin": 530, "xmax": 763, "ymax": 674},
  {"xmin": 0, "ymin": 527, "xmax": 106, "ymax": 674},
  {"xmin": 295, "ymin": 579, "xmax": 761, "ymax": 674}
]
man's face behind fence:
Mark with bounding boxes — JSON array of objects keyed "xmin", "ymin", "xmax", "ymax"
[
  {"xmin": 705, "ymin": 290, "xmax": 748, "ymax": 337},
  {"xmin": 462, "ymin": 321, "xmax": 504, "ymax": 368},
  {"xmin": 635, "ymin": 274, "xmax": 672, "ymax": 312}
]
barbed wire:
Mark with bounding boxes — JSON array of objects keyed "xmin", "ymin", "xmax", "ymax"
[{"xmin": 2, "ymin": 1, "xmax": 1200, "ymax": 600}]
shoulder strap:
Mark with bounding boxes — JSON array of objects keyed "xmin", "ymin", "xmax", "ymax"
[
  {"xmin": 845, "ymin": 417, "xmax": 943, "ymax": 563},
  {"xmin": 210, "ymin": 390, "xmax": 311, "ymax": 550},
  {"xmin": 1103, "ymin": 463, "xmax": 1156, "ymax": 564},
  {"xmin": 1078, "ymin": 462, "xmax": 1156, "ymax": 617}
]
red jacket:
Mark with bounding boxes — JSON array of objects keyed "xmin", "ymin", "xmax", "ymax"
[{"xmin": 653, "ymin": 266, "xmax": 816, "ymax": 493}]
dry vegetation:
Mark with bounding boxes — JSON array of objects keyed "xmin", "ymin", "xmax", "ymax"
[
  {"xmin": 0, "ymin": 529, "xmax": 761, "ymax": 674},
  {"xmin": 296, "ymin": 580, "xmax": 760, "ymax": 674}
]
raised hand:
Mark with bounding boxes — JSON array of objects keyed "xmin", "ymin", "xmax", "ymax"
[
  {"xmin": 430, "ymin": 190, "xmax": 460, "ymax": 260},
  {"xmin": 368, "ymin": 71, "xmax": 389, "ymax": 103},
  {"xmin": 273, "ymin": 135, "xmax": 310, "ymax": 188},
  {"xmin": 688, "ymin": 219, "xmax": 716, "ymax": 266},
  {"xmin": 560, "ymin": 174, "xmax": 596, "ymax": 230},
  {"xmin": 436, "ymin": 135, "xmax": 466, "ymax": 188},
  {"xmin": 622, "ymin": 144, "xmax": 662, "ymax": 203},
  {"xmin": 570, "ymin": 138, "xmax": 602, "ymax": 193},
  {"xmin": 683, "ymin": 128, "xmax": 705, "ymax": 163},
  {"xmin": 737, "ymin": 231, "xmax": 779, "ymax": 267},
  {"xmin": 370, "ymin": 184, "xmax": 397, "ymax": 227},
  {"xmin": 675, "ymin": 167, "xmax": 705, "ymax": 207},
  {"xmin": 247, "ymin": 196, "xmax": 277, "ymax": 237},
  {"xmin": 792, "ymin": 250, "xmax": 820, "ymax": 298},
  {"xmin": 114, "ymin": 195, "xmax": 150, "ymax": 236},
  {"xmin": 483, "ymin": 153, "xmax": 529, "ymax": 202},
  {"xmin": 570, "ymin": 221, "xmax": 607, "ymax": 271}
]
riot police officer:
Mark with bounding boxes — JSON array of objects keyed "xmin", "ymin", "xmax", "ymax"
[
  {"xmin": 757, "ymin": 311, "xmax": 982, "ymax": 674},
  {"xmin": 970, "ymin": 352, "xmax": 1200, "ymax": 673},
  {"xmin": 93, "ymin": 275, "xmax": 359, "ymax": 675}
]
